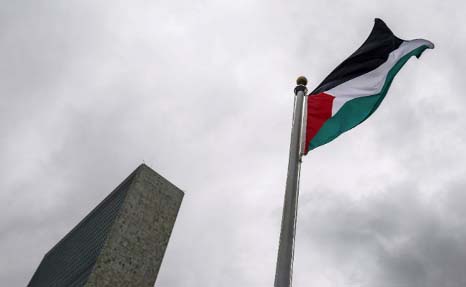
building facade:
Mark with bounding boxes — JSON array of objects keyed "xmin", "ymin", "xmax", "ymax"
[{"xmin": 28, "ymin": 164, "xmax": 184, "ymax": 287}]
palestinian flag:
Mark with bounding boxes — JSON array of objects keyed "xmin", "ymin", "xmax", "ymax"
[{"xmin": 304, "ymin": 18, "xmax": 433, "ymax": 154}]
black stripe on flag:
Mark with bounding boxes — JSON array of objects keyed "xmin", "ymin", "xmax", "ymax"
[{"xmin": 310, "ymin": 18, "xmax": 403, "ymax": 95}]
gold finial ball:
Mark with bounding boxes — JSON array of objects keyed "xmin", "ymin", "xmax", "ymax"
[{"xmin": 296, "ymin": 76, "xmax": 308, "ymax": 86}]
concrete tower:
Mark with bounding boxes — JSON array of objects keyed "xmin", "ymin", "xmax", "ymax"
[{"xmin": 28, "ymin": 164, "xmax": 184, "ymax": 287}]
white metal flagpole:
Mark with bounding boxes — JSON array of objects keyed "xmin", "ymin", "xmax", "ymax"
[{"xmin": 274, "ymin": 76, "xmax": 308, "ymax": 287}]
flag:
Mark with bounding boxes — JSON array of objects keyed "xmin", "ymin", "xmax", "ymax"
[{"xmin": 304, "ymin": 18, "xmax": 433, "ymax": 154}]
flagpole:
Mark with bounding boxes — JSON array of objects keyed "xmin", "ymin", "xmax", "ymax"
[{"xmin": 274, "ymin": 76, "xmax": 308, "ymax": 287}]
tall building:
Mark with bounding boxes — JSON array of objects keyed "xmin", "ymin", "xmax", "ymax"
[{"xmin": 28, "ymin": 164, "xmax": 184, "ymax": 287}]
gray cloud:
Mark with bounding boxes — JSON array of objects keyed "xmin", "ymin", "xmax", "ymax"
[{"xmin": 294, "ymin": 180, "xmax": 466, "ymax": 287}]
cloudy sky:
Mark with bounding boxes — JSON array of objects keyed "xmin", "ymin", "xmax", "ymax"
[{"xmin": 1, "ymin": 0, "xmax": 465, "ymax": 286}]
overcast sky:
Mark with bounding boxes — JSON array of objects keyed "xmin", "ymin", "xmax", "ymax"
[{"xmin": 1, "ymin": 1, "xmax": 465, "ymax": 286}]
